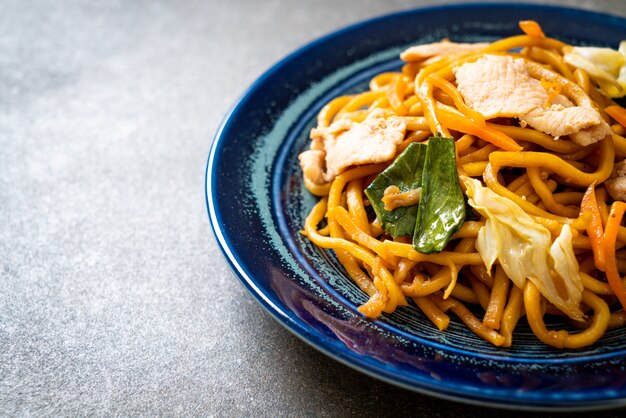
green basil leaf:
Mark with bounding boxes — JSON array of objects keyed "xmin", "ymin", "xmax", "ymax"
[
  {"xmin": 364, "ymin": 142, "xmax": 427, "ymax": 238},
  {"xmin": 413, "ymin": 137, "xmax": 465, "ymax": 254}
]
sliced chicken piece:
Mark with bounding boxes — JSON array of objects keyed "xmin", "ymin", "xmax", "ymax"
[
  {"xmin": 400, "ymin": 40, "xmax": 489, "ymax": 62},
  {"xmin": 298, "ymin": 150, "xmax": 326, "ymax": 185},
  {"xmin": 522, "ymin": 105, "xmax": 606, "ymax": 143},
  {"xmin": 606, "ymin": 160, "xmax": 626, "ymax": 202},
  {"xmin": 453, "ymin": 55, "xmax": 611, "ymax": 146},
  {"xmin": 571, "ymin": 123, "xmax": 613, "ymax": 147},
  {"xmin": 298, "ymin": 111, "xmax": 407, "ymax": 184},
  {"xmin": 454, "ymin": 55, "xmax": 544, "ymax": 117}
]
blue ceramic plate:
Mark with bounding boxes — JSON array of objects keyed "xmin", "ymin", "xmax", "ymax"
[{"xmin": 206, "ymin": 3, "xmax": 626, "ymax": 410}]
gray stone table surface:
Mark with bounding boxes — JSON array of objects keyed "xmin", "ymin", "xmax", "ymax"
[{"xmin": 2, "ymin": 0, "xmax": 626, "ymax": 416}]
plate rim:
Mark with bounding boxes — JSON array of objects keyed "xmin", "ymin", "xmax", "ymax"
[{"xmin": 206, "ymin": 2, "xmax": 626, "ymax": 410}]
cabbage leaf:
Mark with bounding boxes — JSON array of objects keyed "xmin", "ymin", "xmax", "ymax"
[
  {"xmin": 462, "ymin": 176, "xmax": 584, "ymax": 320},
  {"xmin": 563, "ymin": 41, "xmax": 626, "ymax": 98}
]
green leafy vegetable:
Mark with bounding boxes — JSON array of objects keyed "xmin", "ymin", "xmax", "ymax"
[
  {"xmin": 413, "ymin": 137, "xmax": 465, "ymax": 253},
  {"xmin": 364, "ymin": 137, "xmax": 465, "ymax": 253},
  {"xmin": 364, "ymin": 143, "xmax": 427, "ymax": 238}
]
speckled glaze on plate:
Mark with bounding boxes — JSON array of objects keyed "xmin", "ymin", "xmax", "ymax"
[{"xmin": 206, "ymin": 3, "xmax": 626, "ymax": 410}]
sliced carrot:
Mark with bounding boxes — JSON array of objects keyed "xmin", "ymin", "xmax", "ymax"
[
  {"xmin": 519, "ymin": 20, "xmax": 545, "ymax": 38},
  {"xmin": 540, "ymin": 77, "xmax": 562, "ymax": 107},
  {"xmin": 606, "ymin": 105, "xmax": 626, "ymax": 128},
  {"xmin": 603, "ymin": 201, "xmax": 626, "ymax": 311},
  {"xmin": 435, "ymin": 106, "xmax": 522, "ymax": 151},
  {"xmin": 581, "ymin": 183, "xmax": 606, "ymax": 271},
  {"xmin": 427, "ymin": 74, "xmax": 486, "ymax": 126}
]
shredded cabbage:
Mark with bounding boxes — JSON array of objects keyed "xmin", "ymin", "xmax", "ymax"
[
  {"xmin": 462, "ymin": 177, "xmax": 584, "ymax": 320},
  {"xmin": 563, "ymin": 42, "xmax": 626, "ymax": 98}
]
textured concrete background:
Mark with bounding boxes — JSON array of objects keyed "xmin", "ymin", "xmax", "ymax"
[{"xmin": 1, "ymin": 0, "xmax": 625, "ymax": 416}]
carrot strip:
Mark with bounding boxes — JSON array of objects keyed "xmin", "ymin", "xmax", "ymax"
[
  {"xmin": 435, "ymin": 106, "xmax": 522, "ymax": 151},
  {"xmin": 606, "ymin": 105, "xmax": 626, "ymax": 128},
  {"xmin": 519, "ymin": 20, "xmax": 545, "ymax": 38},
  {"xmin": 603, "ymin": 201, "xmax": 626, "ymax": 311},
  {"xmin": 541, "ymin": 77, "xmax": 562, "ymax": 107},
  {"xmin": 427, "ymin": 73, "xmax": 486, "ymax": 126},
  {"xmin": 581, "ymin": 183, "xmax": 606, "ymax": 271}
]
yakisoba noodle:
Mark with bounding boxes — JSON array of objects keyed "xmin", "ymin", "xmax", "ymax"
[{"xmin": 299, "ymin": 21, "xmax": 626, "ymax": 348}]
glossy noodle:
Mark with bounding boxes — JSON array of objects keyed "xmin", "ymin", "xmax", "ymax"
[{"xmin": 298, "ymin": 21, "xmax": 626, "ymax": 348}]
